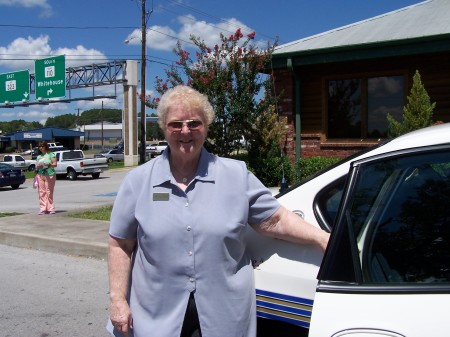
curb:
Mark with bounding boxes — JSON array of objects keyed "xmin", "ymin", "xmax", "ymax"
[{"xmin": 0, "ymin": 212, "xmax": 109, "ymax": 260}]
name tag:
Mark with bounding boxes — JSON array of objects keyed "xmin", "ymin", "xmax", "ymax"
[{"xmin": 153, "ymin": 192, "xmax": 170, "ymax": 201}]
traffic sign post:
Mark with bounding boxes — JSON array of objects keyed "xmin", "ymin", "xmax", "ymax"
[
  {"xmin": 0, "ymin": 70, "xmax": 30, "ymax": 103},
  {"xmin": 35, "ymin": 55, "xmax": 66, "ymax": 99}
]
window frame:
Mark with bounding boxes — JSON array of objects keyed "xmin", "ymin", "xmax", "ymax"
[
  {"xmin": 317, "ymin": 144, "xmax": 450, "ymax": 294},
  {"xmin": 323, "ymin": 71, "xmax": 407, "ymax": 142}
]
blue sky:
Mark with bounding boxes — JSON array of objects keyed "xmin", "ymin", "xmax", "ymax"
[{"xmin": 0, "ymin": 0, "xmax": 423, "ymax": 124}]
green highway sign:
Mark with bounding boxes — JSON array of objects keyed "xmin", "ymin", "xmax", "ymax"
[
  {"xmin": 0, "ymin": 70, "xmax": 30, "ymax": 103},
  {"xmin": 35, "ymin": 55, "xmax": 66, "ymax": 99}
]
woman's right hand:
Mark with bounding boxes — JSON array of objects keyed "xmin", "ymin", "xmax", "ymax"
[{"xmin": 110, "ymin": 298, "xmax": 133, "ymax": 336}]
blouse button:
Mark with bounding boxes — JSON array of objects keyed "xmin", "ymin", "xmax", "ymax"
[
  {"xmin": 186, "ymin": 226, "xmax": 192, "ymax": 231},
  {"xmin": 188, "ymin": 251, "xmax": 193, "ymax": 256}
]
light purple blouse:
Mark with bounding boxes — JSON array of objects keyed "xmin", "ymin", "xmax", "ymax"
[{"xmin": 108, "ymin": 148, "xmax": 280, "ymax": 337}]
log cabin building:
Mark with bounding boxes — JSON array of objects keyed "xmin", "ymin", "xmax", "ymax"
[{"xmin": 271, "ymin": 0, "xmax": 450, "ymax": 161}]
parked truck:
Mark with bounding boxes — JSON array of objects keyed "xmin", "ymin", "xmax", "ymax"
[
  {"xmin": 31, "ymin": 144, "xmax": 67, "ymax": 159},
  {"xmin": 53, "ymin": 150, "xmax": 109, "ymax": 180},
  {"xmin": 146, "ymin": 141, "xmax": 168, "ymax": 158},
  {"xmin": 2, "ymin": 154, "xmax": 36, "ymax": 171}
]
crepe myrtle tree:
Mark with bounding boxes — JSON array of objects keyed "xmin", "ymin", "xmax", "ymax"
[{"xmin": 146, "ymin": 28, "xmax": 279, "ymax": 157}]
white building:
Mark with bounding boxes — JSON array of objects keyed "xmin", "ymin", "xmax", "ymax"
[{"xmin": 75, "ymin": 122, "xmax": 123, "ymax": 142}]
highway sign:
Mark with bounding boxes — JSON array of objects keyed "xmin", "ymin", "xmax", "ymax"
[
  {"xmin": 0, "ymin": 70, "xmax": 30, "ymax": 103},
  {"xmin": 35, "ymin": 55, "xmax": 66, "ymax": 99}
]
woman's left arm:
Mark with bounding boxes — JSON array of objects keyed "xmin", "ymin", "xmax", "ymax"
[
  {"xmin": 252, "ymin": 205, "xmax": 330, "ymax": 252},
  {"xmin": 50, "ymin": 156, "xmax": 57, "ymax": 167}
]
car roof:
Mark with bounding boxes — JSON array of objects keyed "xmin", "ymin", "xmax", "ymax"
[
  {"xmin": 277, "ymin": 123, "xmax": 450, "ymax": 198},
  {"xmin": 381, "ymin": 122, "xmax": 450, "ymax": 150}
]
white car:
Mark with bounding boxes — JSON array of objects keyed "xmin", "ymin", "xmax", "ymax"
[
  {"xmin": 94, "ymin": 149, "xmax": 124, "ymax": 163},
  {"xmin": 249, "ymin": 123, "xmax": 450, "ymax": 337}
]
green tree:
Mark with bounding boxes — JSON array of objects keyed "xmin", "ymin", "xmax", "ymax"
[
  {"xmin": 146, "ymin": 29, "xmax": 279, "ymax": 157},
  {"xmin": 247, "ymin": 106, "xmax": 293, "ymax": 186},
  {"xmin": 45, "ymin": 114, "xmax": 77, "ymax": 128},
  {"xmin": 147, "ymin": 113, "xmax": 164, "ymax": 140},
  {"xmin": 387, "ymin": 70, "xmax": 436, "ymax": 137},
  {"xmin": 78, "ymin": 109, "xmax": 122, "ymax": 125},
  {"xmin": 0, "ymin": 120, "xmax": 43, "ymax": 134}
]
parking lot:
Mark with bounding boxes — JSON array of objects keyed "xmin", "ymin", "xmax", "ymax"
[{"xmin": 0, "ymin": 166, "xmax": 130, "ymax": 214}]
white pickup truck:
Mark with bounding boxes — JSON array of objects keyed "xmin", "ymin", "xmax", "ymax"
[
  {"xmin": 53, "ymin": 150, "xmax": 109, "ymax": 180},
  {"xmin": 146, "ymin": 141, "xmax": 168, "ymax": 157},
  {"xmin": 2, "ymin": 154, "xmax": 36, "ymax": 171}
]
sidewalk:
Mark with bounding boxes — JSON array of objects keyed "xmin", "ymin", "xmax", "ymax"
[
  {"xmin": 0, "ymin": 211, "xmax": 109, "ymax": 260},
  {"xmin": 0, "ymin": 185, "xmax": 282, "ymax": 261}
]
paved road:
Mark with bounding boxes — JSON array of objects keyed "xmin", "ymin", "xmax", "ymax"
[
  {"xmin": 1, "ymin": 244, "xmax": 110, "ymax": 337},
  {"xmin": 0, "ymin": 168, "xmax": 128, "ymax": 336},
  {"xmin": 0, "ymin": 166, "xmax": 287, "ymax": 336},
  {"xmin": 1, "ymin": 168, "xmax": 131, "ymax": 213}
]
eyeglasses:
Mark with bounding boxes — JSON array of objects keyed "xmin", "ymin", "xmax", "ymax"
[{"xmin": 166, "ymin": 119, "xmax": 203, "ymax": 132}]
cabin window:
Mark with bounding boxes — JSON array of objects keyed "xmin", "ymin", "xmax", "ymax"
[{"xmin": 327, "ymin": 76, "xmax": 404, "ymax": 139}]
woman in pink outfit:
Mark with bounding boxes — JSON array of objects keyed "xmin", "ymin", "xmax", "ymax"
[{"xmin": 36, "ymin": 141, "xmax": 57, "ymax": 215}]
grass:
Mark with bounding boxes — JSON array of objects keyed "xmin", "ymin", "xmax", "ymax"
[
  {"xmin": 68, "ymin": 205, "xmax": 113, "ymax": 221},
  {"xmin": 0, "ymin": 212, "xmax": 23, "ymax": 217}
]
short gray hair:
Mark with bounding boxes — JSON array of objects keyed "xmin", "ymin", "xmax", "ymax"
[{"xmin": 156, "ymin": 85, "xmax": 215, "ymax": 129}]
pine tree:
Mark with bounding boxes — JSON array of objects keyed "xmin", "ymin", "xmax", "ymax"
[{"xmin": 387, "ymin": 70, "xmax": 436, "ymax": 137}]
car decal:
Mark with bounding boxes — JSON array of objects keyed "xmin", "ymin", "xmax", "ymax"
[{"xmin": 256, "ymin": 289, "xmax": 313, "ymax": 328}]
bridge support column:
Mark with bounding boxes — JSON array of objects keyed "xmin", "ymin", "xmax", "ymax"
[{"xmin": 123, "ymin": 61, "xmax": 139, "ymax": 167}]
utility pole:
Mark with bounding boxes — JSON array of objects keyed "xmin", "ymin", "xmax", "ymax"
[
  {"xmin": 101, "ymin": 101, "xmax": 104, "ymax": 151},
  {"xmin": 140, "ymin": 0, "xmax": 147, "ymax": 164}
]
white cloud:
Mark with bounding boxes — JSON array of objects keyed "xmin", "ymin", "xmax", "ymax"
[
  {"xmin": 76, "ymin": 97, "xmax": 119, "ymax": 111},
  {"xmin": 125, "ymin": 26, "xmax": 179, "ymax": 52},
  {"xmin": 0, "ymin": 111, "xmax": 17, "ymax": 120},
  {"xmin": 17, "ymin": 108, "xmax": 53, "ymax": 119},
  {"xmin": 178, "ymin": 16, "xmax": 253, "ymax": 48},
  {"xmin": 369, "ymin": 77, "xmax": 402, "ymax": 96},
  {"xmin": 55, "ymin": 45, "xmax": 108, "ymax": 68},
  {"xmin": 0, "ymin": 35, "xmax": 52, "ymax": 71},
  {"xmin": 0, "ymin": 107, "xmax": 55, "ymax": 124},
  {"xmin": 0, "ymin": 0, "xmax": 52, "ymax": 17},
  {"xmin": 125, "ymin": 15, "xmax": 255, "ymax": 53},
  {"xmin": 0, "ymin": 35, "xmax": 107, "ymax": 71}
]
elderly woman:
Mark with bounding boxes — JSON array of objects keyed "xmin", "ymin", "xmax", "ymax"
[{"xmin": 107, "ymin": 85, "xmax": 329, "ymax": 337}]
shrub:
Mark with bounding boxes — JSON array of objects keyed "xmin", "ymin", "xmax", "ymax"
[
  {"xmin": 387, "ymin": 70, "xmax": 436, "ymax": 137},
  {"xmin": 294, "ymin": 156, "xmax": 342, "ymax": 182},
  {"xmin": 246, "ymin": 142, "xmax": 294, "ymax": 187}
]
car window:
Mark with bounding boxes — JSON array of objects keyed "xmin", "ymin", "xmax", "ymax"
[
  {"xmin": 314, "ymin": 176, "xmax": 346, "ymax": 231},
  {"xmin": 63, "ymin": 151, "xmax": 83, "ymax": 160},
  {"xmin": 351, "ymin": 149, "xmax": 450, "ymax": 284}
]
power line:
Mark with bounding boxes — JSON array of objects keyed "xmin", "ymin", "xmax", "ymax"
[{"xmin": 0, "ymin": 24, "xmax": 137, "ymax": 30}]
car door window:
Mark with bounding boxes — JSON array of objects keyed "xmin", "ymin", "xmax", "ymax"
[
  {"xmin": 314, "ymin": 177, "xmax": 346, "ymax": 231},
  {"xmin": 353, "ymin": 150, "xmax": 450, "ymax": 284}
]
